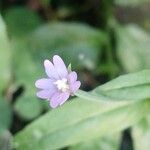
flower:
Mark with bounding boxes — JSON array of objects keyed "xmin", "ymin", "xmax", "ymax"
[{"xmin": 35, "ymin": 55, "xmax": 81, "ymax": 108}]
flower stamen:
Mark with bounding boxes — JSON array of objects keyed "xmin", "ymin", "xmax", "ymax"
[{"xmin": 54, "ymin": 78, "xmax": 69, "ymax": 92}]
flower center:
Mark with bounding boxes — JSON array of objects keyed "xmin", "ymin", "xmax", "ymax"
[{"xmin": 54, "ymin": 78, "xmax": 69, "ymax": 92}]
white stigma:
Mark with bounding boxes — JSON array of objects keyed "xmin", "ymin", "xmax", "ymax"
[{"xmin": 54, "ymin": 78, "xmax": 69, "ymax": 92}]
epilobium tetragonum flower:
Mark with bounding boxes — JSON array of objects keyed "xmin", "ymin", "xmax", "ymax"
[{"xmin": 35, "ymin": 55, "xmax": 81, "ymax": 108}]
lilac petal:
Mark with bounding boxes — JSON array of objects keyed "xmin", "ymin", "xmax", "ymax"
[
  {"xmin": 35, "ymin": 78, "xmax": 55, "ymax": 90},
  {"xmin": 50, "ymin": 92, "xmax": 61, "ymax": 108},
  {"xmin": 44, "ymin": 59, "xmax": 59, "ymax": 79},
  {"xmin": 70, "ymin": 81, "xmax": 81, "ymax": 93},
  {"xmin": 59, "ymin": 92, "xmax": 70, "ymax": 106},
  {"xmin": 68, "ymin": 71, "xmax": 77, "ymax": 83},
  {"xmin": 53, "ymin": 55, "xmax": 68, "ymax": 78},
  {"xmin": 36, "ymin": 89, "xmax": 56, "ymax": 99},
  {"xmin": 50, "ymin": 92, "xmax": 70, "ymax": 108}
]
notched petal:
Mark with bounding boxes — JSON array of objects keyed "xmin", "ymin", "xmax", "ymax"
[
  {"xmin": 35, "ymin": 78, "xmax": 54, "ymax": 89},
  {"xmin": 68, "ymin": 71, "xmax": 77, "ymax": 83},
  {"xmin": 37, "ymin": 90, "xmax": 51, "ymax": 99},
  {"xmin": 70, "ymin": 81, "xmax": 81, "ymax": 93},
  {"xmin": 50, "ymin": 92, "xmax": 70, "ymax": 108},
  {"xmin": 53, "ymin": 55, "xmax": 68, "ymax": 78},
  {"xmin": 50, "ymin": 92, "xmax": 61, "ymax": 108},
  {"xmin": 44, "ymin": 59, "xmax": 59, "ymax": 79},
  {"xmin": 59, "ymin": 92, "xmax": 70, "ymax": 106}
]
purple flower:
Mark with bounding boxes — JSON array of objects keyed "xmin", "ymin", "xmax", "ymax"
[{"xmin": 35, "ymin": 55, "xmax": 81, "ymax": 108}]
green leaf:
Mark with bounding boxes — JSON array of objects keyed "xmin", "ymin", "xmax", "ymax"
[
  {"xmin": 115, "ymin": 0, "xmax": 149, "ymax": 6},
  {"xmin": 69, "ymin": 134, "xmax": 121, "ymax": 150},
  {"xmin": 0, "ymin": 15, "xmax": 11, "ymax": 92},
  {"xmin": 12, "ymin": 22, "xmax": 106, "ymax": 86},
  {"xmin": 12, "ymin": 40, "xmax": 43, "ymax": 120},
  {"xmin": 76, "ymin": 70, "xmax": 150, "ymax": 102},
  {"xmin": 132, "ymin": 116, "xmax": 150, "ymax": 150},
  {"xmin": 14, "ymin": 94, "xmax": 43, "ymax": 120},
  {"xmin": 94, "ymin": 70, "xmax": 150, "ymax": 101},
  {"xmin": 116, "ymin": 25, "xmax": 150, "ymax": 72},
  {"xmin": 12, "ymin": 22, "xmax": 107, "ymax": 119},
  {"xmin": 98, "ymin": 70, "xmax": 150, "ymax": 91},
  {"xmin": 0, "ymin": 98, "xmax": 12, "ymax": 134},
  {"xmin": 0, "ymin": 130, "xmax": 12, "ymax": 150},
  {"xmin": 27, "ymin": 22, "xmax": 106, "ymax": 70},
  {"xmin": 13, "ymin": 98, "xmax": 150, "ymax": 150},
  {"xmin": 13, "ymin": 70, "xmax": 150, "ymax": 149},
  {"xmin": 4, "ymin": 7, "xmax": 42, "ymax": 37},
  {"xmin": 12, "ymin": 40, "xmax": 43, "ymax": 86}
]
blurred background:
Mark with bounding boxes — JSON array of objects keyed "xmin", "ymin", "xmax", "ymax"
[{"xmin": 0, "ymin": 0, "xmax": 150, "ymax": 150}]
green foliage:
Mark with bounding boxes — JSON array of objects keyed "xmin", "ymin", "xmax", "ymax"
[
  {"xmin": 0, "ymin": 1, "xmax": 150, "ymax": 149},
  {"xmin": 14, "ymin": 99, "xmax": 149, "ymax": 150},
  {"xmin": 4, "ymin": 7, "xmax": 42, "ymax": 37},
  {"xmin": 0, "ymin": 98, "xmax": 12, "ymax": 134},
  {"xmin": 94, "ymin": 70, "xmax": 150, "ymax": 101},
  {"xmin": 0, "ymin": 130, "xmax": 12, "ymax": 150},
  {"xmin": 69, "ymin": 135, "xmax": 121, "ymax": 150},
  {"xmin": 116, "ymin": 25, "xmax": 150, "ymax": 72},
  {"xmin": 132, "ymin": 116, "xmax": 150, "ymax": 150},
  {"xmin": 0, "ymin": 15, "xmax": 11, "ymax": 93},
  {"xmin": 115, "ymin": 0, "xmax": 149, "ymax": 6},
  {"xmin": 11, "ymin": 40, "xmax": 44, "ymax": 120},
  {"xmin": 12, "ymin": 22, "xmax": 106, "ymax": 120},
  {"xmin": 76, "ymin": 70, "xmax": 150, "ymax": 102},
  {"xmin": 27, "ymin": 22, "xmax": 106, "ymax": 70},
  {"xmin": 14, "ymin": 94, "xmax": 43, "ymax": 120},
  {"xmin": 14, "ymin": 70, "xmax": 150, "ymax": 150}
]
